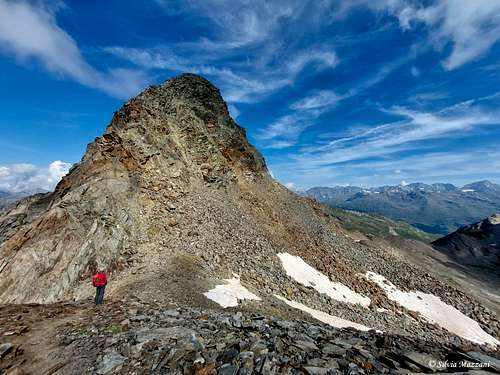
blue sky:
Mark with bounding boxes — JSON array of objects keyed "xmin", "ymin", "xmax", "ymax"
[{"xmin": 0, "ymin": 0, "xmax": 500, "ymax": 192}]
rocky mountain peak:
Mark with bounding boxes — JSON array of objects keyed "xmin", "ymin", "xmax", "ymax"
[
  {"xmin": 56, "ymin": 74, "xmax": 268, "ymax": 197},
  {"xmin": 145, "ymin": 73, "xmax": 229, "ymax": 118},
  {"xmin": 0, "ymin": 74, "xmax": 272, "ymax": 303}
]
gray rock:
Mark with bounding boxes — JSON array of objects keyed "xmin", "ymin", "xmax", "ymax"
[
  {"xmin": 237, "ymin": 351, "xmax": 254, "ymax": 368},
  {"xmin": 163, "ymin": 309, "xmax": 180, "ymax": 317},
  {"xmin": 218, "ymin": 347, "xmax": 239, "ymax": 364},
  {"xmin": 0, "ymin": 342, "xmax": 13, "ymax": 359},
  {"xmin": 136, "ymin": 326, "xmax": 196, "ymax": 343},
  {"xmin": 466, "ymin": 351, "xmax": 500, "ymax": 372},
  {"xmin": 303, "ymin": 366, "xmax": 329, "ymax": 375},
  {"xmin": 294, "ymin": 340, "xmax": 319, "ymax": 351},
  {"xmin": 401, "ymin": 351, "xmax": 437, "ymax": 372},
  {"xmin": 322, "ymin": 344, "xmax": 346, "ymax": 356},
  {"xmin": 219, "ymin": 364, "xmax": 239, "ymax": 375},
  {"xmin": 96, "ymin": 351, "xmax": 126, "ymax": 374}
]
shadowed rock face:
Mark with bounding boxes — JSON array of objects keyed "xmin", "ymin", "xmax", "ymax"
[
  {"xmin": 432, "ymin": 214, "xmax": 500, "ymax": 278},
  {"xmin": 0, "ymin": 74, "xmax": 269, "ymax": 303}
]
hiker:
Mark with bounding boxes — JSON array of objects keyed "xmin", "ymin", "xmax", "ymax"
[{"xmin": 92, "ymin": 271, "xmax": 108, "ymax": 305}]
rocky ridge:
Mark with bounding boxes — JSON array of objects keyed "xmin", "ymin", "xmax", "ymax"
[
  {"xmin": 0, "ymin": 74, "xmax": 499, "ymax": 373},
  {"xmin": 432, "ymin": 214, "xmax": 500, "ymax": 283}
]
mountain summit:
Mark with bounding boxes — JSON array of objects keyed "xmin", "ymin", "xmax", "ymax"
[
  {"xmin": 59, "ymin": 73, "xmax": 268, "ymax": 193},
  {"xmin": 0, "ymin": 75, "xmax": 498, "ymax": 353}
]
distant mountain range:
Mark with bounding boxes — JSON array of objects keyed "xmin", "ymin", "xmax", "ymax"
[
  {"xmin": 305, "ymin": 180, "xmax": 500, "ymax": 235},
  {"xmin": 0, "ymin": 189, "xmax": 47, "ymax": 209}
]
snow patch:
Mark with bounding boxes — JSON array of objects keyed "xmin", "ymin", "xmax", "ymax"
[
  {"xmin": 275, "ymin": 295, "xmax": 372, "ymax": 331},
  {"xmin": 365, "ymin": 272, "xmax": 499, "ymax": 346},
  {"xmin": 278, "ymin": 253, "xmax": 370, "ymax": 307},
  {"xmin": 204, "ymin": 274, "xmax": 261, "ymax": 308},
  {"xmin": 461, "ymin": 189, "xmax": 475, "ymax": 192}
]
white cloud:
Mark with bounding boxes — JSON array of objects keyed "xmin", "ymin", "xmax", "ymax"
[
  {"xmin": 0, "ymin": 0, "xmax": 148, "ymax": 98},
  {"xmin": 0, "ymin": 161, "xmax": 71, "ymax": 193},
  {"xmin": 48, "ymin": 160, "xmax": 71, "ymax": 185},
  {"xmin": 347, "ymin": 54, "xmax": 414, "ymax": 97},
  {"xmin": 160, "ymin": 0, "xmax": 308, "ymax": 48},
  {"xmin": 196, "ymin": 65, "xmax": 290, "ymax": 104},
  {"xmin": 255, "ymin": 55, "xmax": 409, "ymax": 149},
  {"xmin": 255, "ymin": 89, "xmax": 344, "ymax": 148},
  {"xmin": 407, "ymin": 91, "xmax": 449, "ymax": 103},
  {"xmin": 409, "ymin": 0, "xmax": 500, "ymax": 70},
  {"xmin": 228, "ymin": 104, "xmax": 240, "ymax": 119},
  {"xmin": 255, "ymin": 109, "xmax": 321, "ymax": 149},
  {"xmin": 285, "ymin": 50, "xmax": 338, "ymax": 76},
  {"xmin": 337, "ymin": 0, "xmax": 500, "ymax": 69},
  {"xmin": 101, "ymin": 46, "xmax": 189, "ymax": 71},
  {"xmin": 103, "ymin": 1, "xmax": 338, "ymax": 105},
  {"xmin": 377, "ymin": 0, "xmax": 500, "ymax": 70},
  {"xmin": 410, "ymin": 66, "xmax": 420, "ymax": 77},
  {"xmin": 257, "ymin": 114, "xmax": 310, "ymax": 141},
  {"xmin": 104, "ymin": 46, "xmax": 338, "ymax": 104},
  {"xmin": 265, "ymin": 140, "xmax": 298, "ymax": 150},
  {"xmin": 290, "ymin": 90, "xmax": 341, "ymax": 110},
  {"xmin": 291, "ymin": 96, "xmax": 500, "ymax": 168},
  {"xmin": 266, "ymin": 92, "xmax": 500, "ymax": 187}
]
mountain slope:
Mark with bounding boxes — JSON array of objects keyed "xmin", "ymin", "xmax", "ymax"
[
  {"xmin": 305, "ymin": 182, "xmax": 500, "ymax": 235},
  {"xmin": 432, "ymin": 214, "xmax": 500, "ymax": 281},
  {"xmin": 325, "ymin": 206, "xmax": 436, "ymax": 244},
  {"xmin": 0, "ymin": 74, "xmax": 498, "ymax": 352}
]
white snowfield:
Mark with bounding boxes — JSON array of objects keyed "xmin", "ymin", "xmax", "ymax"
[
  {"xmin": 204, "ymin": 274, "xmax": 261, "ymax": 308},
  {"xmin": 275, "ymin": 295, "xmax": 372, "ymax": 331},
  {"xmin": 365, "ymin": 272, "xmax": 500, "ymax": 347},
  {"xmin": 278, "ymin": 252, "xmax": 371, "ymax": 307}
]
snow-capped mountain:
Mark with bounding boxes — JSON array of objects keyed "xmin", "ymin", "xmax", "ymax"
[{"xmin": 305, "ymin": 181, "xmax": 500, "ymax": 235}]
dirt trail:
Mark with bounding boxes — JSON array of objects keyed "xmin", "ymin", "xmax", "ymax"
[{"xmin": 0, "ymin": 302, "xmax": 96, "ymax": 374}]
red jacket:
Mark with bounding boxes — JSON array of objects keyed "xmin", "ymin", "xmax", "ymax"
[{"xmin": 92, "ymin": 272, "xmax": 108, "ymax": 287}]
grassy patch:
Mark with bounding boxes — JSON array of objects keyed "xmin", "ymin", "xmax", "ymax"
[{"xmin": 104, "ymin": 324, "xmax": 122, "ymax": 334}]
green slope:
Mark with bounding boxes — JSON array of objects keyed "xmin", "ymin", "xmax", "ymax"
[{"xmin": 325, "ymin": 206, "xmax": 437, "ymax": 243}]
